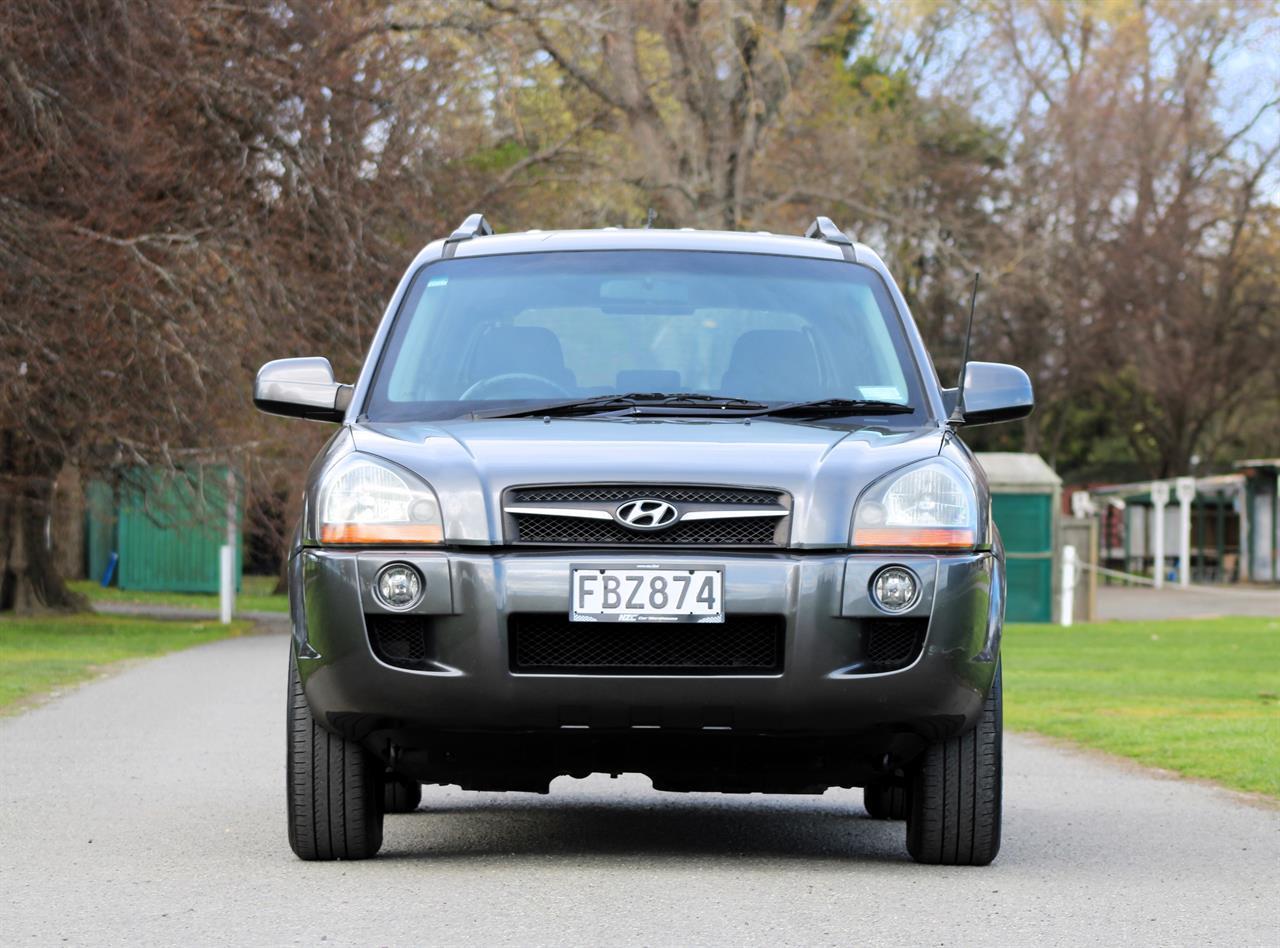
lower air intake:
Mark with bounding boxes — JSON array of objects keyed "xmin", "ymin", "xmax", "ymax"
[
  {"xmin": 366, "ymin": 614, "xmax": 431, "ymax": 670},
  {"xmin": 862, "ymin": 617, "xmax": 928, "ymax": 671},
  {"xmin": 510, "ymin": 614, "xmax": 784, "ymax": 675}
]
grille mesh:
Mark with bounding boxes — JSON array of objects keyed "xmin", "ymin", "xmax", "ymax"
[
  {"xmin": 510, "ymin": 614, "xmax": 784, "ymax": 674},
  {"xmin": 512, "ymin": 513, "xmax": 779, "ymax": 546},
  {"xmin": 510, "ymin": 485, "xmax": 780, "ymax": 506},
  {"xmin": 863, "ymin": 618, "xmax": 927, "ymax": 670},
  {"xmin": 367, "ymin": 614, "xmax": 430, "ymax": 669}
]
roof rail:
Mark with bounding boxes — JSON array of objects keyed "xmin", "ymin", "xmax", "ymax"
[
  {"xmin": 442, "ymin": 213, "xmax": 493, "ymax": 258},
  {"xmin": 803, "ymin": 216, "xmax": 855, "ymax": 260}
]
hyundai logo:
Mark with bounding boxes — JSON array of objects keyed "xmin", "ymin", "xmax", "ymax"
[{"xmin": 614, "ymin": 499, "xmax": 680, "ymax": 530}]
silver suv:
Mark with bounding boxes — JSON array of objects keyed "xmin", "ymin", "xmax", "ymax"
[{"xmin": 256, "ymin": 215, "xmax": 1033, "ymax": 865}]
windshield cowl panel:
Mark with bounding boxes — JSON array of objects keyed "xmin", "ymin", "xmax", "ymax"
[{"xmin": 364, "ymin": 250, "xmax": 929, "ymax": 426}]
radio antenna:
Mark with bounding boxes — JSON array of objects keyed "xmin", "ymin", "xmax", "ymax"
[{"xmin": 949, "ymin": 272, "xmax": 980, "ymax": 425}]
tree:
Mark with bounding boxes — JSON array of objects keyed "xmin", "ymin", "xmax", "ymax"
[
  {"xmin": 1, "ymin": 1, "xmax": 267, "ymax": 610},
  {"xmin": 0, "ymin": 0, "xmax": 482, "ymax": 611},
  {"xmin": 451, "ymin": 0, "xmax": 866, "ymax": 229},
  {"xmin": 4, "ymin": 0, "xmax": 1277, "ymax": 614},
  {"xmin": 978, "ymin": 0, "xmax": 1280, "ymax": 476}
]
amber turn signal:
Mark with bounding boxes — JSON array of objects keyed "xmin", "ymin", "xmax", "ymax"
[
  {"xmin": 852, "ymin": 527, "xmax": 975, "ymax": 549},
  {"xmin": 318, "ymin": 523, "xmax": 444, "ymax": 545}
]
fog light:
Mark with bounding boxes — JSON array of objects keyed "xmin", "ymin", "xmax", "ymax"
[
  {"xmin": 374, "ymin": 563, "xmax": 423, "ymax": 610},
  {"xmin": 871, "ymin": 566, "xmax": 919, "ymax": 612}
]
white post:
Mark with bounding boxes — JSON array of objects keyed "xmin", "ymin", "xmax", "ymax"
[
  {"xmin": 1151, "ymin": 481, "xmax": 1169, "ymax": 589},
  {"xmin": 219, "ymin": 545, "xmax": 234, "ymax": 624},
  {"xmin": 1060, "ymin": 544, "xmax": 1077, "ymax": 627},
  {"xmin": 219, "ymin": 467, "xmax": 236, "ymax": 624},
  {"xmin": 1176, "ymin": 476, "xmax": 1196, "ymax": 588},
  {"xmin": 1236, "ymin": 484, "xmax": 1249, "ymax": 583}
]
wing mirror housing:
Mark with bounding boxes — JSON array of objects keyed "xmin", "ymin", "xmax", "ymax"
[
  {"xmin": 948, "ymin": 361, "xmax": 1034, "ymax": 426},
  {"xmin": 253, "ymin": 357, "xmax": 353, "ymax": 423}
]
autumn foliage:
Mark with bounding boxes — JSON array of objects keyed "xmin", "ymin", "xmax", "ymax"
[{"xmin": 2, "ymin": 0, "xmax": 1277, "ymax": 610}]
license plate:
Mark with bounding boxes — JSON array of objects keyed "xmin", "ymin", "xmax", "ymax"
[{"xmin": 570, "ymin": 567, "xmax": 724, "ymax": 623}]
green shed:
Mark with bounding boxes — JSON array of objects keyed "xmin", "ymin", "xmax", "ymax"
[
  {"xmin": 85, "ymin": 466, "xmax": 242, "ymax": 594},
  {"xmin": 977, "ymin": 452, "xmax": 1062, "ymax": 624}
]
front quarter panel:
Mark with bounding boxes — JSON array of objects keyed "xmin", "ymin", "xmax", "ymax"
[{"xmin": 940, "ymin": 433, "xmax": 995, "ymax": 550}]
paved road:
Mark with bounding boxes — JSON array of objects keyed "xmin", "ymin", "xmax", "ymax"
[
  {"xmin": 2, "ymin": 631, "xmax": 1277, "ymax": 947},
  {"xmin": 1096, "ymin": 585, "xmax": 1280, "ymax": 621}
]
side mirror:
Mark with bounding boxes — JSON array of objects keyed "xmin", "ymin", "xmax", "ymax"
[
  {"xmin": 956, "ymin": 361, "xmax": 1034, "ymax": 426},
  {"xmin": 253, "ymin": 357, "xmax": 353, "ymax": 423}
]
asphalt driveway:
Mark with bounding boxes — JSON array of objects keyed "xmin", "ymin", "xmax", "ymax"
[
  {"xmin": 1096, "ymin": 584, "xmax": 1280, "ymax": 621},
  {"xmin": 2, "ymin": 628, "xmax": 1276, "ymax": 946}
]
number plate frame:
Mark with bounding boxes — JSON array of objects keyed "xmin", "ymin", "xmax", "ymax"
[{"xmin": 569, "ymin": 565, "xmax": 725, "ymax": 623}]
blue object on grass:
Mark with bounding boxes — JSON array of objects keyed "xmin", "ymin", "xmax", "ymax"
[{"xmin": 101, "ymin": 552, "xmax": 118, "ymax": 587}]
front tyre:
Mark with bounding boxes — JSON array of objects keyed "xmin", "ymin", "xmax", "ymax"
[
  {"xmin": 906, "ymin": 664, "xmax": 1002, "ymax": 866},
  {"xmin": 287, "ymin": 656, "xmax": 384, "ymax": 860}
]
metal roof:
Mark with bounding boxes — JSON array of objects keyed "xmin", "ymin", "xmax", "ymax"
[
  {"xmin": 976, "ymin": 452, "xmax": 1062, "ymax": 487},
  {"xmin": 1233, "ymin": 459, "xmax": 1280, "ymax": 473},
  {"xmin": 1088, "ymin": 471, "xmax": 1245, "ymax": 502}
]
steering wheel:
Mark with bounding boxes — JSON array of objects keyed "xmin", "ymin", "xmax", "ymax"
[{"xmin": 461, "ymin": 373, "xmax": 571, "ymax": 400}]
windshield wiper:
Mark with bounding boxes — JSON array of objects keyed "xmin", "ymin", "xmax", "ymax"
[
  {"xmin": 474, "ymin": 392, "xmax": 911, "ymax": 420},
  {"xmin": 752, "ymin": 398, "xmax": 914, "ymax": 418},
  {"xmin": 473, "ymin": 392, "xmax": 768, "ymax": 419}
]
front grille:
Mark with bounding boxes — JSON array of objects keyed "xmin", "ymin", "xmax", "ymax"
[
  {"xmin": 509, "ymin": 485, "xmax": 780, "ymax": 506},
  {"xmin": 505, "ymin": 483, "xmax": 789, "ymax": 547},
  {"xmin": 367, "ymin": 614, "xmax": 431, "ymax": 670},
  {"xmin": 511, "ymin": 514, "xmax": 779, "ymax": 546},
  {"xmin": 510, "ymin": 614, "xmax": 785, "ymax": 675},
  {"xmin": 862, "ymin": 618, "xmax": 927, "ymax": 671}
]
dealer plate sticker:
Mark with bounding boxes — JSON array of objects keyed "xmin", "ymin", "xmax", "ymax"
[{"xmin": 570, "ymin": 567, "xmax": 724, "ymax": 623}]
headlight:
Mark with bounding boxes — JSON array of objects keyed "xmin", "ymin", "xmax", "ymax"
[
  {"xmin": 852, "ymin": 459, "xmax": 977, "ymax": 549},
  {"xmin": 316, "ymin": 455, "xmax": 443, "ymax": 545}
]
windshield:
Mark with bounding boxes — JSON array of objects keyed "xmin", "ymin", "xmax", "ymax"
[{"xmin": 364, "ymin": 250, "xmax": 925, "ymax": 421}]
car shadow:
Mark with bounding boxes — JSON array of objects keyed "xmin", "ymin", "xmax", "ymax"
[{"xmin": 377, "ymin": 788, "xmax": 909, "ymax": 864}]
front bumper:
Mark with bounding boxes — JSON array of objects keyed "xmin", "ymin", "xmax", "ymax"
[{"xmin": 294, "ymin": 548, "xmax": 1001, "ymax": 741}]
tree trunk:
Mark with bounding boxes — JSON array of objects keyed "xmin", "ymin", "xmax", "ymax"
[
  {"xmin": 0, "ymin": 448, "xmax": 87, "ymax": 614},
  {"xmin": 53, "ymin": 461, "xmax": 86, "ymax": 580}
]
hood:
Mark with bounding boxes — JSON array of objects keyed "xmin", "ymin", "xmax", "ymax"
[{"xmin": 347, "ymin": 417, "xmax": 944, "ymax": 547}]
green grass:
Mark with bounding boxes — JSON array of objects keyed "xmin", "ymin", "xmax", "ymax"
[
  {"xmin": 1003, "ymin": 617, "xmax": 1280, "ymax": 797},
  {"xmin": 69, "ymin": 574, "xmax": 288, "ymax": 613},
  {"xmin": 0, "ymin": 613, "xmax": 250, "ymax": 713}
]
